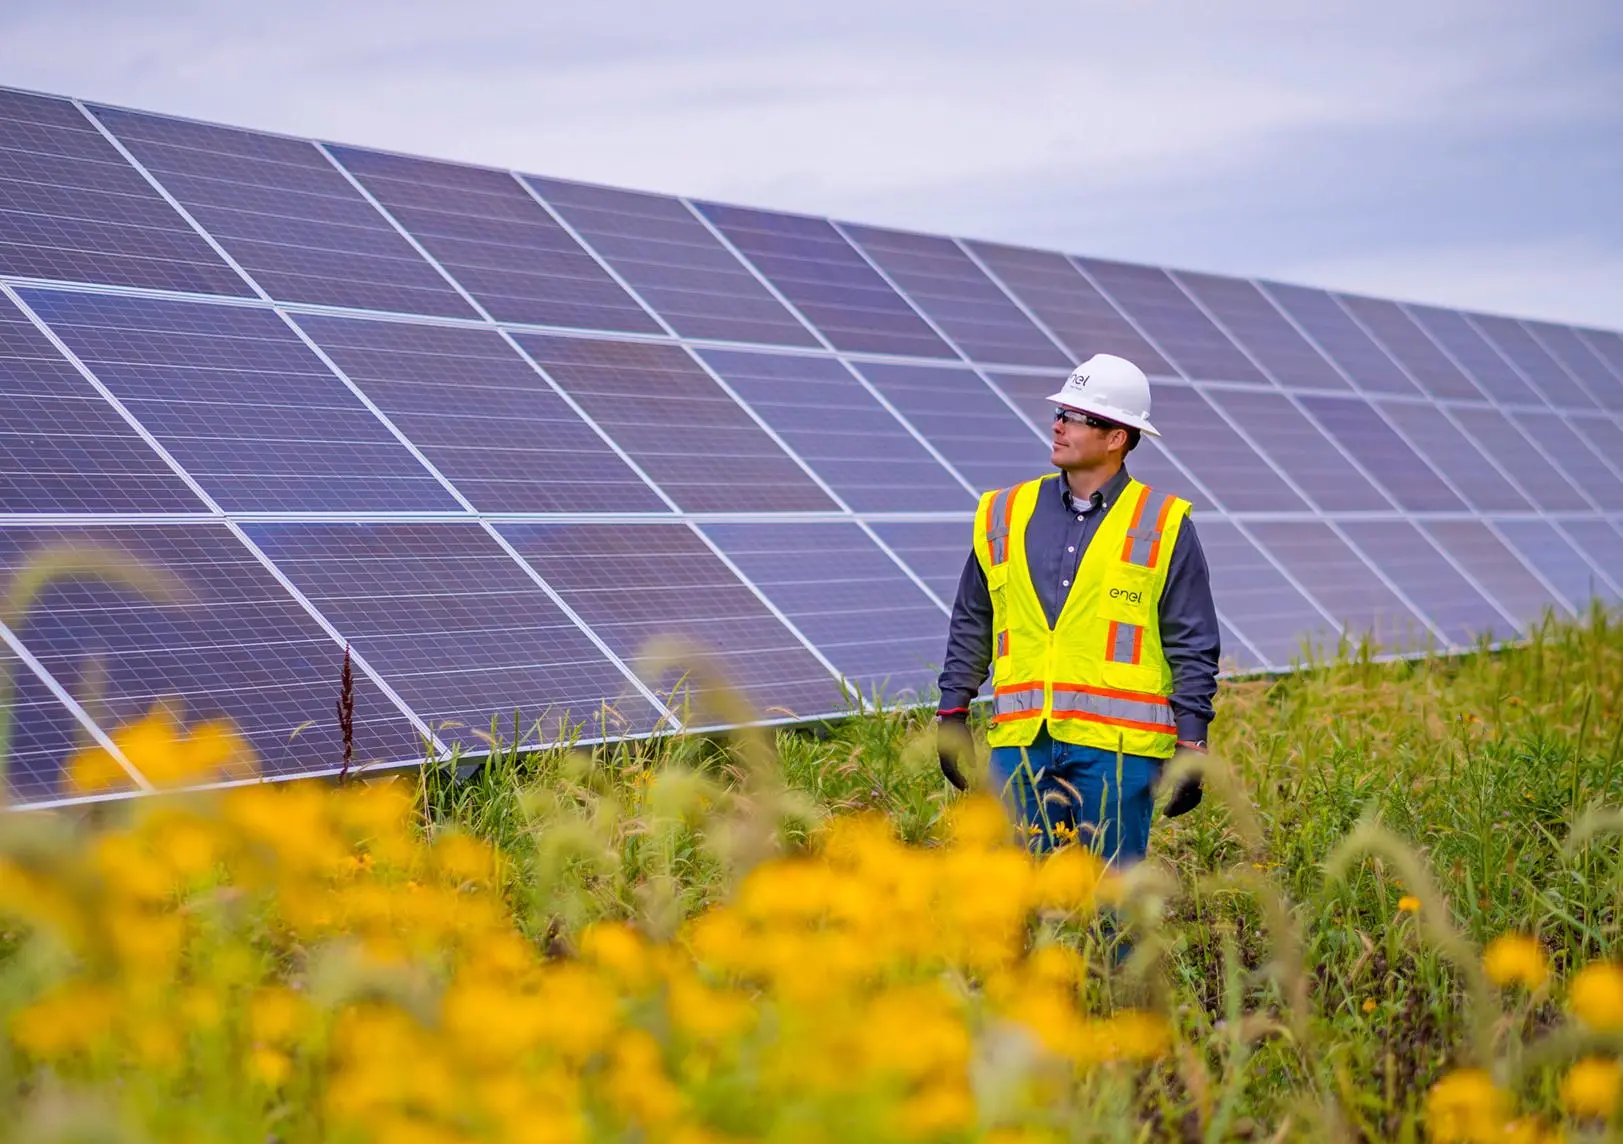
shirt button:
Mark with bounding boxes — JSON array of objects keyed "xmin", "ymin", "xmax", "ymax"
[
  {"xmin": 1067, "ymin": 546, "xmax": 1075, "ymax": 553},
  {"xmin": 1062, "ymin": 579, "xmax": 1070, "ymax": 586},
  {"xmin": 1076, "ymin": 514, "xmax": 1084, "ymax": 521}
]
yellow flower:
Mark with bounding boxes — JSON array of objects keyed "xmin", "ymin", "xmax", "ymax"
[
  {"xmin": 1362, "ymin": 998, "xmax": 1377, "ymax": 1014},
  {"xmin": 1398, "ymin": 895, "xmax": 1422, "ymax": 914},
  {"xmin": 1031, "ymin": 846, "xmax": 1107, "ymax": 913},
  {"xmin": 248, "ymin": 986, "xmax": 310, "ymax": 1046},
  {"xmin": 1560, "ymin": 1055, "xmax": 1622, "ymax": 1119},
  {"xmin": 1571, "ymin": 963, "xmax": 1623, "ymax": 1031},
  {"xmin": 9, "ymin": 983, "xmax": 118, "ymax": 1060},
  {"xmin": 248, "ymin": 1047, "xmax": 293, "ymax": 1089},
  {"xmin": 1483, "ymin": 934, "xmax": 1549, "ymax": 990},
  {"xmin": 1424, "ymin": 1068, "xmax": 1511, "ymax": 1143}
]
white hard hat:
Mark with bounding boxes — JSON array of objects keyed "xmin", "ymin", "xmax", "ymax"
[{"xmin": 1045, "ymin": 353, "xmax": 1160, "ymax": 437}]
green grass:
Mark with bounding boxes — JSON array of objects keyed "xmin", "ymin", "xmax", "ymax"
[{"xmin": 418, "ymin": 604, "xmax": 1623, "ymax": 1137}]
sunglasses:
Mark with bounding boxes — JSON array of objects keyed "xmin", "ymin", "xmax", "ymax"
[{"xmin": 1053, "ymin": 407, "xmax": 1121, "ymax": 431}]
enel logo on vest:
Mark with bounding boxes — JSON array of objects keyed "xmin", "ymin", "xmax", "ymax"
[{"xmin": 1108, "ymin": 586, "xmax": 1143, "ymax": 605}]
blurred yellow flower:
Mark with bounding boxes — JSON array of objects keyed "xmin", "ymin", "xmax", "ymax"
[
  {"xmin": 1483, "ymin": 934, "xmax": 1549, "ymax": 990},
  {"xmin": 1561, "ymin": 1055, "xmax": 1622, "ymax": 1119},
  {"xmin": 1362, "ymin": 998, "xmax": 1377, "ymax": 1014},
  {"xmin": 1398, "ymin": 895, "xmax": 1421, "ymax": 914},
  {"xmin": 9, "ymin": 982, "xmax": 118, "ymax": 1060},
  {"xmin": 1571, "ymin": 963, "xmax": 1623, "ymax": 1031},
  {"xmin": 1424, "ymin": 1068, "xmax": 1511, "ymax": 1142}
]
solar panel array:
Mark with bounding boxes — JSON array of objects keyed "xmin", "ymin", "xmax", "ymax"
[{"xmin": 4, "ymin": 85, "xmax": 1623, "ymax": 808}]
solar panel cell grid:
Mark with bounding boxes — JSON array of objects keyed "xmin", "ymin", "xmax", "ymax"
[
  {"xmin": 292, "ymin": 314, "xmax": 667, "ymax": 513},
  {"xmin": 242, "ymin": 522, "xmax": 661, "ymax": 746},
  {"xmin": 1404, "ymin": 304, "xmax": 1541, "ymax": 406},
  {"xmin": 1524, "ymin": 320, "xmax": 1623, "ymax": 411},
  {"xmin": 1337, "ymin": 521, "xmax": 1512, "ymax": 647},
  {"xmin": 0, "ymin": 294, "xmax": 203, "ymax": 513},
  {"xmin": 1259, "ymin": 282, "xmax": 1421, "ymax": 395},
  {"xmin": 1514, "ymin": 412, "xmax": 1623, "ymax": 511},
  {"xmin": 90, "ymin": 106, "xmax": 476, "ymax": 319},
  {"xmin": 0, "ymin": 522, "xmax": 424, "ymax": 795},
  {"xmin": 1172, "ymin": 271, "xmax": 1350, "ymax": 391},
  {"xmin": 1375, "ymin": 401, "xmax": 1531, "ymax": 512},
  {"xmin": 1577, "ymin": 330, "xmax": 1623, "ymax": 389},
  {"xmin": 693, "ymin": 202, "xmax": 954, "ymax": 359},
  {"xmin": 983, "ymin": 371, "xmax": 1206, "ymax": 507},
  {"xmin": 1469, "ymin": 313, "xmax": 1598, "ymax": 410},
  {"xmin": 700, "ymin": 521, "xmax": 944, "ymax": 702},
  {"xmin": 0, "ymin": 644, "xmax": 104, "ymax": 804},
  {"xmin": 1493, "ymin": 521, "xmax": 1610, "ymax": 616},
  {"xmin": 866, "ymin": 520, "xmax": 973, "ymax": 606},
  {"xmin": 963, "ymin": 241, "xmax": 1174, "ymax": 374},
  {"xmin": 1294, "ymin": 394, "xmax": 1465, "ymax": 512},
  {"xmin": 1197, "ymin": 388, "xmax": 1379, "ymax": 511},
  {"xmin": 327, "ymin": 149, "xmax": 662, "ymax": 334},
  {"xmin": 1568, "ymin": 417, "xmax": 1623, "ymax": 487},
  {"xmin": 23, "ymin": 289, "xmax": 463, "ymax": 512},
  {"xmin": 1337, "ymin": 295, "xmax": 1484, "ymax": 401},
  {"xmin": 513, "ymin": 334, "xmax": 837, "ymax": 512},
  {"xmin": 1421, "ymin": 520, "xmax": 1569, "ymax": 632},
  {"xmin": 1246, "ymin": 521, "xmax": 1437, "ymax": 653},
  {"xmin": 1559, "ymin": 520, "xmax": 1623, "ymax": 603},
  {"xmin": 0, "ymin": 91, "xmax": 252, "ymax": 296},
  {"xmin": 498, "ymin": 522, "xmax": 842, "ymax": 721},
  {"xmin": 697, "ymin": 348, "xmax": 971, "ymax": 511},
  {"xmin": 1446, "ymin": 406, "xmax": 1591, "ymax": 512},
  {"xmin": 848, "ymin": 361, "xmax": 1044, "ymax": 496},
  {"xmin": 1195, "ymin": 521, "xmax": 1333, "ymax": 668},
  {"xmin": 1077, "ymin": 257, "xmax": 1267, "ymax": 384},
  {"xmin": 529, "ymin": 177, "xmax": 818, "ymax": 347},
  {"xmin": 839, "ymin": 224, "xmax": 1069, "ymax": 368}
]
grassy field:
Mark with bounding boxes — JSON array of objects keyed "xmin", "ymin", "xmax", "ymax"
[{"xmin": 6, "ymin": 606, "xmax": 1623, "ymax": 1142}]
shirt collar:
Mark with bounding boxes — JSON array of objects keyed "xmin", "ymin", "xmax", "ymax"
[{"xmin": 1056, "ymin": 466, "xmax": 1131, "ymax": 514}]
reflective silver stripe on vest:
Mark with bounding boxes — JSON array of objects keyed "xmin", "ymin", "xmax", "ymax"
[
  {"xmin": 1051, "ymin": 689, "xmax": 1174, "ymax": 730},
  {"xmin": 992, "ymin": 687, "xmax": 1044, "ymax": 720},
  {"xmin": 985, "ymin": 485, "xmax": 1018, "ymax": 566},
  {"xmin": 1123, "ymin": 490, "xmax": 1175, "ymax": 568},
  {"xmin": 1108, "ymin": 622, "xmax": 1140, "ymax": 664}
]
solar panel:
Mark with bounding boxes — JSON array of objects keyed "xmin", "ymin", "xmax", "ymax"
[
  {"xmin": 5, "ymin": 81, "xmax": 1623, "ymax": 808},
  {"xmin": 291, "ymin": 313, "xmax": 667, "ymax": 513},
  {"xmin": 699, "ymin": 522, "xmax": 946, "ymax": 703},
  {"xmin": 1469, "ymin": 313, "xmax": 1597, "ymax": 411},
  {"xmin": 1420, "ymin": 521, "xmax": 1570, "ymax": 631},
  {"xmin": 1259, "ymin": 282, "xmax": 1422, "ymax": 396},
  {"xmin": 839, "ymin": 224, "xmax": 1069, "ymax": 368},
  {"xmin": 962, "ymin": 240, "xmax": 1175, "ymax": 374},
  {"xmin": 1336, "ymin": 295, "xmax": 1485, "ymax": 402},
  {"xmin": 89, "ymin": 105, "xmax": 476, "ymax": 319},
  {"xmin": 1337, "ymin": 521, "xmax": 1513, "ymax": 647},
  {"xmin": 328, "ymin": 149, "xmax": 663, "ymax": 335},
  {"xmin": 1077, "ymin": 257, "xmax": 1268, "ymax": 384},
  {"xmin": 693, "ymin": 202, "xmax": 954, "ymax": 358},
  {"xmin": 1196, "ymin": 521, "xmax": 1335, "ymax": 667},
  {"xmin": 696, "ymin": 348, "xmax": 974, "ymax": 511},
  {"xmin": 240, "ymin": 521, "xmax": 663, "ymax": 747},
  {"xmin": 1375, "ymin": 401, "xmax": 1532, "ymax": 512},
  {"xmin": 0, "ymin": 91, "xmax": 251, "ymax": 297},
  {"xmin": 511, "ymin": 335, "xmax": 839, "ymax": 512},
  {"xmin": 1405, "ymin": 305, "xmax": 1542, "ymax": 406},
  {"xmin": 1293, "ymin": 395, "xmax": 1465, "ymax": 512},
  {"xmin": 0, "ymin": 522, "xmax": 424, "ymax": 799},
  {"xmin": 848, "ymin": 362, "xmax": 1044, "ymax": 495},
  {"xmin": 1172, "ymin": 271, "xmax": 1351, "ymax": 391},
  {"xmin": 0, "ymin": 291, "xmax": 203, "ymax": 513},
  {"xmin": 495, "ymin": 522, "xmax": 843, "ymax": 721},
  {"xmin": 1246, "ymin": 521, "xmax": 1439, "ymax": 652},
  {"xmin": 865, "ymin": 520, "xmax": 972, "ymax": 606},
  {"xmin": 21, "ymin": 289, "xmax": 464, "ymax": 512},
  {"xmin": 1196, "ymin": 389, "xmax": 1377, "ymax": 512},
  {"xmin": 528, "ymin": 177, "xmax": 819, "ymax": 348}
]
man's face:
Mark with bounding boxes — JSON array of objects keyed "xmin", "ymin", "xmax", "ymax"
[{"xmin": 1050, "ymin": 407, "xmax": 1127, "ymax": 470}]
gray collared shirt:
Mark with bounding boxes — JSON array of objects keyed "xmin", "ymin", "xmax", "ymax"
[{"xmin": 936, "ymin": 466, "xmax": 1220, "ymax": 743}]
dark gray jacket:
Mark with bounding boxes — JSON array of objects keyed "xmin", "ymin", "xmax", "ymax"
[{"xmin": 935, "ymin": 466, "xmax": 1220, "ymax": 743}]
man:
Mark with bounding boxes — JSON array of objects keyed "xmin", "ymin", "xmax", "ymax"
[{"xmin": 935, "ymin": 353, "xmax": 1220, "ymax": 865}]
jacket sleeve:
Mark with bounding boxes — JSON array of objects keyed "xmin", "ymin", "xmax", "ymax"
[
  {"xmin": 936, "ymin": 550, "xmax": 994, "ymax": 715},
  {"xmin": 1159, "ymin": 516, "xmax": 1221, "ymax": 742}
]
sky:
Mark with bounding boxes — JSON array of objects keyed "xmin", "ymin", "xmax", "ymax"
[{"xmin": 3, "ymin": 1, "xmax": 1621, "ymax": 329}]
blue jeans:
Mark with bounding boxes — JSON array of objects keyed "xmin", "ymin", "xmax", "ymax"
[{"xmin": 988, "ymin": 725, "xmax": 1161, "ymax": 864}]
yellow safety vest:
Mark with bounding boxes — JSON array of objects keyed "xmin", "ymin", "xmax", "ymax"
[{"xmin": 975, "ymin": 473, "xmax": 1191, "ymax": 757}]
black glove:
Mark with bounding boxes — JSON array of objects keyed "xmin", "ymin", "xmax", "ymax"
[
  {"xmin": 1161, "ymin": 740, "xmax": 1205, "ymax": 818},
  {"xmin": 937, "ymin": 712, "xmax": 971, "ymax": 791}
]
